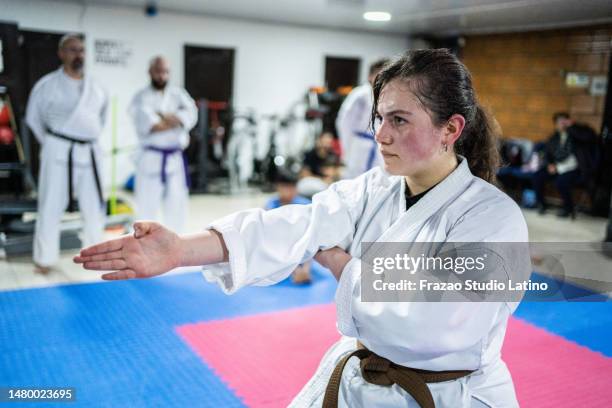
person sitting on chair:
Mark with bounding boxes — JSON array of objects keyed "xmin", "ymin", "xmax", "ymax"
[{"xmin": 533, "ymin": 112, "xmax": 597, "ymax": 218}]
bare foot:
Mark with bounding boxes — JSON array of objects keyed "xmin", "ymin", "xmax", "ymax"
[
  {"xmin": 34, "ymin": 264, "xmax": 51, "ymax": 275},
  {"xmin": 291, "ymin": 264, "xmax": 312, "ymax": 284}
]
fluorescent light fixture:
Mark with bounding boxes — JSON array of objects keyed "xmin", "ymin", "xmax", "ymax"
[{"xmin": 363, "ymin": 11, "xmax": 391, "ymax": 22}]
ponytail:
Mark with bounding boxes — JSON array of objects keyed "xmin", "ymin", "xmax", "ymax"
[{"xmin": 455, "ymin": 104, "xmax": 500, "ymax": 183}]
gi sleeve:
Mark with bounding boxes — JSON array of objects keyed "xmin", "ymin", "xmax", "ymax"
[
  {"xmin": 25, "ymin": 80, "xmax": 47, "ymax": 144},
  {"xmin": 336, "ymin": 91, "xmax": 359, "ymax": 159},
  {"xmin": 202, "ymin": 175, "xmax": 369, "ymax": 294},
  {"xmin": 175, "ymin": 89, "xmax": 198, "ymax": 130},
  {"xmin": 99, "ymin": 88, "xmax": 110, "ymax": 129},
  {"xmin": 128, "ymin": 92, "xmax": 160, "ymax": 136},
  {"xmin": 335, "ymin": 88, "xmax": 370, "ymax": 161}
]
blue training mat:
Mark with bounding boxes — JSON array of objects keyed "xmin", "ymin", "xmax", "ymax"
[{"xmin": 1, "ymin": 266, "xmax": 609, "ymax": 407}]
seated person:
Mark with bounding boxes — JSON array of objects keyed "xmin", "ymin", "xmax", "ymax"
[
  {"xmin": 301, "ymin": 131, "xmax": 340, "ymax": 182},
  {"xmin": 533, "ymin": 112, "xmax": 598, "ymax": 218},
  {"xmin": 264, "ymin": 169, "xmax": 312, "ymax": 284},
  {"xmin": 298, "ymin": 131, "xmax": 341, "ymax": 197},
  {"xmin": 497, "ymin": 140, "xmax": 545, "ymax": 205}
]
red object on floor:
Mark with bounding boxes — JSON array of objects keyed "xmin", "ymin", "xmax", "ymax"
[{"xmin": 178, "ymin": 305, "xmax": 612, "ymax": 408}]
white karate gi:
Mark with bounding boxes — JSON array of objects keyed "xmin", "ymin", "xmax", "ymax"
[
  {"xmin": 227, "ymin": 116, "xmax": 255, "ymax": 192},
  {"xmin": 203, "ymin": 158, "xmax": 529, "ymax": 407},
  {"xmin": 335, "ymin": 84, "xmax": 382, "ymax": 179},
  {"xmin": 129, "ymin": 85, "xmax": 197, "ymax": 233},
  {"xmin": 26, "ymin": 68, "xmax": 108, "ymax": 267}
]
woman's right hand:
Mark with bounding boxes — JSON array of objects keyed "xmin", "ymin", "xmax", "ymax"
[{"xmin": 73, "ymin": 221, "xmax": 182, "ymax": 280}]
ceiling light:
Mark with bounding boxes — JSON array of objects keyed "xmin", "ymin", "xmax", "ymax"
[{"xmin": 363, "ymin": 11, "xmax": 391, "ymax": 22}]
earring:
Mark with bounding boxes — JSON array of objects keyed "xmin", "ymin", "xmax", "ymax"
[{"xmin": 442, "ymin": 143, "xmax": 448, "ymax": 153}]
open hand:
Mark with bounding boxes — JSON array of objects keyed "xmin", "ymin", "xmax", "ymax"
[{"xmin": 73, "ymin": 221, "xmax": 182, "ymax": 280}]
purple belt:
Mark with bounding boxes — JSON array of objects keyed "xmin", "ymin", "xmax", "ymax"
[{"xmin": 144, "ymin": 146, "xmax": 190, "ymax": 187}]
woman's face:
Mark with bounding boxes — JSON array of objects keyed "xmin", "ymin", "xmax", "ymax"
[{"xmin": 374, "ymin": 79, "xmax": 446, "ymax": 177}]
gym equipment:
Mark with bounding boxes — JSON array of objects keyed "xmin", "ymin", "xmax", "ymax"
[
  {"xmin": 0, "ymin": 103, "xmax": 10, "ymax": 125},
  {"xmin": 0, "ymin": 125, "xmax": 14, "ymax": 144},
  {"xmin": 226, "ymin": 110, "xmax": 257, "ymax": 193},
  {"xmin": 187, "ymin": 99, "xmax": 230, "ymax": 194}
]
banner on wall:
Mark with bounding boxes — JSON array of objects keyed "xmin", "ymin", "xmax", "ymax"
[{"xmin": 94, "ymin": 39, "xmax": 133, "ymax": 66}]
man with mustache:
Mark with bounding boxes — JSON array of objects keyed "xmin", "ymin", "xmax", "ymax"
[
  {"xmin": 129, "ymin": 56, "xmax": 197, "ymax": 233},
  {"xmin": 26, "ymin": 33, "xmax": 108, "ymax": 274}
]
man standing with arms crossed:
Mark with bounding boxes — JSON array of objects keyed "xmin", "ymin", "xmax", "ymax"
[
  {"xmin": 129, "ymin": 56, "xmax": 197, "ymax": 233},
  {"xmin": 26, "ymin": 34, "xmax": 108, "ymax": 274}
]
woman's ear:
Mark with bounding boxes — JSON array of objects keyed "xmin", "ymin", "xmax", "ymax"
[{"xmin": 444, "ymin": 114, "xmax": 466, "ymax": 145}]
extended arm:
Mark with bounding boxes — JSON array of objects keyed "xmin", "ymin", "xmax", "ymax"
[
  {"xmin": 74, "ymin": 222, "xmax": 228, "ymax": 280},
  {"xmin": 76, "ymin": 175, "xmax": 369, "ymax": 286}
]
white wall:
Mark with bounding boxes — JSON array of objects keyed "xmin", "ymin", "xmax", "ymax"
[{"xmin": 2, "ymin": 0, "xmax": 409, "ymax": 187}]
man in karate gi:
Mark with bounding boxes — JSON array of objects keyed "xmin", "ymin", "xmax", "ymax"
[
  {"xmin": 26, "ymin": 33, "xmax": 108, "ymax": 274},
  {"xmin": 336, "ymin": 58, "xmax": 388, "ymax": 179},
  {"xmin": 129, "ymin": 56, "xmax": 197, "ymax": 233}
]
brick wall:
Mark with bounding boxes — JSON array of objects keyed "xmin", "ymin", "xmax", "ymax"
[{"xmin": 462, "ymin": 25, "xmax": 611, "ymax": 141}]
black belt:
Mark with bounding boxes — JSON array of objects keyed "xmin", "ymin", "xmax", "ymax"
[{"xmin": 48, "ymin": 130, "xmax": 104, "ymax": 213}]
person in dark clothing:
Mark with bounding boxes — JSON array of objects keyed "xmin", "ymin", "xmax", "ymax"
[
  {"xmin": 301, "ymin": 131, "xmax": 340, "ymax": 183},
  {"xmin": 533, "ymin": 112, "xmax": 598, "ymax": 218},
  {"xmin": 606, "ymin": 193, "xmax": 612, "ymax": 242}
]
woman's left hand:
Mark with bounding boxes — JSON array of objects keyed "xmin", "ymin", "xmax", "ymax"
[{"xmin": 315, "ymin": 247, "xmax": 352, "ymax": 281}]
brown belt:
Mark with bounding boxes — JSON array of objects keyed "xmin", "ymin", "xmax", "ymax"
[{"xmin": 322, "ymin": 342, "xmax": 474, "ymax": 408}]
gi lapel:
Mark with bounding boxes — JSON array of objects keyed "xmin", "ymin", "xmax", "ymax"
[
  {"xmin": 372, "ymin": 158, "xmax": 473, "ymax": 245},
  {"xmin": 59, "ymin": 72, "xmax": 92, "ymax": 137}
]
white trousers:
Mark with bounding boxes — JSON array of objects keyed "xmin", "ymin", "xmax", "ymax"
[
  {"xmin": 135, "ymin": 151, "xmax": 188, "ymax": 233},
  {"xmin": 34, "ymin": 150, "xmax": 105, "ymax": 267}
]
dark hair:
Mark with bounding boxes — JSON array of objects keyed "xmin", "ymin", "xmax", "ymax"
[
  {"xmin": 274, "ymin": 167, "xmax": 299, "ymax": 185},
  {"xmin": 371, "ymin": 49, "xmax": 499, "ymax": 183},
  {"xmin": 552, "ymin": 112, "xmax": 570, "ymax": 123},
  {"xmin": 369, "ymin": 58, "xmax": 390, "ymax": 76}
]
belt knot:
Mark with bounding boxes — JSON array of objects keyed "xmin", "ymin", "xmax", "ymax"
[{"xmin": 360, "ymin": 354, "xmax": 394, "ymax": 386}]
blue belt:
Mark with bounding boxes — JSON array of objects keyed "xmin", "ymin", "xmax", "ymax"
[{"xmin": 354, "ymin": 131, "xmax": 378, "ymax": 171}]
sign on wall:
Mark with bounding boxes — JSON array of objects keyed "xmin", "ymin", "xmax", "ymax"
[
  {"xmin": 94, "ymin": 39, "xmax": 132, "ymax": 66},
  {"xmin": 590, "ymin": 76, "xmax": 608, "ymax": 96},
  {"xmin": 565, "ymin": 72, "xmax": 590, "ymax": 88}
]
